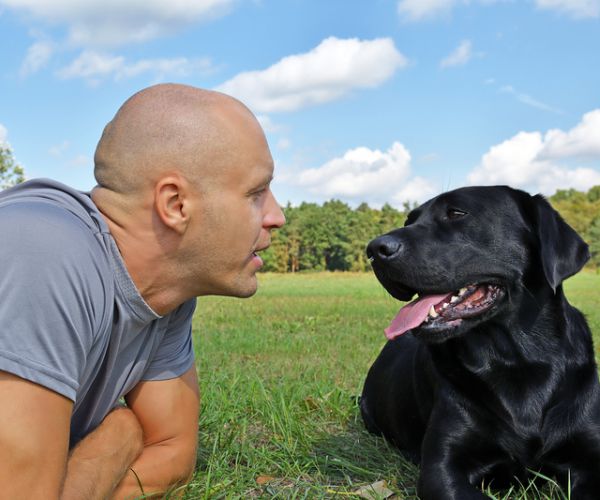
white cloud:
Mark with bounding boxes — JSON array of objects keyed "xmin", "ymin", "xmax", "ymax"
[
  {"xmin": 397, "ymin": 0, "xmax": 460, "ymax": 21},
  {"xmin": 392, "ymin": 177, "xmax": 439, "ymax": 206},
  {"xmin": 19, "ymin": 40, "xmax": 54, "ymax": 77},
  {"xmin": 535, "ymin": 0, "xmax": 600, "ymax": 18},
  {"xmin": 256, "ymin": 115, "xmax": 282, "ymax": 134},
  {"xmin": 216, "ymin": 37, "xmax": 408, "ymax": 113},
  {"xmin": 0, "ymin": 123, "xmax": 7, "ymax": 145},
  {"xmin": 49, "ymin": 140, "xmax": 70, "ymax": 157},
  {"xmin": 397, "ymin": 0, "xmax": 582, "ymax": 22},
  {"xmin": 276, "ymin": 138, "xmax": 291, "ymax": 150},
  {"xmin": 290, "ymin": 142, "xmax": 437, "ymax": 207},
  {"xmin": 57, "ymin": 50, "xmax": 214, "ymax": 84},
  {"xmin": 255, "ymin": 115, "xmax": 290, "ymax": 151},
  {"xmin": 397, "ymin": 0, "xmax": 502, "ymax": 21},
  {"xmin": 468, "ymin": 109, "xmax": 600, "ymax": 194},
  {"xmin": 0, "ymin": 0, "xmax": 235, "ymax": 47},
  {"xmin": 499, "ymin": 85, "xmax": 563, "ymax": 114},
  {"xmin": 57, "ymin": 51, "xmax": 123, "ymax": 80},
  {"xmin": 542, "ymin": 109, "xmax": 600, "ymax": 159},
  {"xmin": 440, "ymin": 40, "xmax": 473, "ymax": 68},
  {"xmin": 69, "ymin": 154, "xmax": 91, "ymax": 168}
]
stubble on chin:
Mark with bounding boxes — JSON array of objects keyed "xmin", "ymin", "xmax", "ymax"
[{"xmin": 227, "ymin": 272, "xmax": 258, "ymax": 298}]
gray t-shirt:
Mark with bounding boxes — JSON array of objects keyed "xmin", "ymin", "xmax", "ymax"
[{"xmin": 0, "ymin": 179, "xmax": 196, "ymax": 447}]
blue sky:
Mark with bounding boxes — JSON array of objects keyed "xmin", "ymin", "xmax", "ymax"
[{"xmin": 1, "ymin": 0, "xmax": 599, "ymax": 208}]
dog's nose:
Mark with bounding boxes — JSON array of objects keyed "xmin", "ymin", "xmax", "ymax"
[{"xmin": 368, "ymin": 235, "xmax": 401, "ymax": 260}]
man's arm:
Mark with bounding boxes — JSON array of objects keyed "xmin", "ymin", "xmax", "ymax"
[
  {"xmin": 0, "ymin": 371, "xmax": 144, "ymax": 500},
  {"xmin": 112, "ymin": 365, "xmax": 200, "ymax": 499},
  {"xmin": 61, "ymin": 406, "xmax": 144, "ymax": 499},
  {"xmin": 0, "ymin": 371, "xmax": 72, "ymax": 499}
]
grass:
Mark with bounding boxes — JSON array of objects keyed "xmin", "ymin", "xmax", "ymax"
[{"xmin": 176, "ymin": 271, "xmax": 600, "ymax": 499}]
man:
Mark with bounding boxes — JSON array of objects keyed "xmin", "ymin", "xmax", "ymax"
[{"xmin": 0, "ymin": 84, "xmax": 285, "ymax": 498}]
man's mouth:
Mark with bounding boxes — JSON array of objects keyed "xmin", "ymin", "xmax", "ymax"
[
  {"xmin": 253, "ymin": 239, "xmax": 271, "ymax": 254},
  {"xmin": 385, "ymin": 283, "xmax": 505, "ymax": 340},
  {"xmin": 250, "ymin": 243, "xmax": 270, "ymax": 266}
]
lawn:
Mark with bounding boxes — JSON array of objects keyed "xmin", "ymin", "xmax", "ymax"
[{"xmin": 179, "ymin": 271, "xmax": 600, "ymax": 499}]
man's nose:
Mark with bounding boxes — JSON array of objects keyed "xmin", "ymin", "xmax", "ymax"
[{"xmin": 264, "ymin": 189, "xmax": 286, "ymax": 229}]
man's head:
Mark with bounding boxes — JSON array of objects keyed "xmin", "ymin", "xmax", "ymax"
[{"xmin": 92, "ymin": 84, "xmax": 285, "ymax": 304}]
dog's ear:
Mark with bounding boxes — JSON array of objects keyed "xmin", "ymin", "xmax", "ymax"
[{"xmin": 532, "ymin": 194, "xmax": 590, "ymax": 292}]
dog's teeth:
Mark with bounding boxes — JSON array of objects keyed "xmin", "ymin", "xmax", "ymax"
[
  {"xmin": 442, "ymin": 302, "xmax": 450, "ymax": 309},
  {"xmin": 458, "ymin": 287, "xmax": 468, "ymax": 296},
  {"xmin": 450, "ymin": 295, "xmax": 460, "ymax": 304},
  {"xmin": 429, "ymin": 305, "xmax": 439, "ymax": 318}
]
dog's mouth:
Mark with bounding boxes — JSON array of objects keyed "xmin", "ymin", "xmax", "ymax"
[{"xmin": 385, "ymin": 283, "xmax": 505, "ymax": 340}]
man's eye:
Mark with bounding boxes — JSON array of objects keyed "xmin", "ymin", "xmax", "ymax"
[
  {"xmin": 250, "ymin": 188, "xmax": 267, "ymax": 199},
  {"xmin": 447, "ymin": 208, "xmax": 468, "ymax": 219}
]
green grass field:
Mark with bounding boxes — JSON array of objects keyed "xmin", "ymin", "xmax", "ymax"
[{"xmin": 179, "ymin": 271, "xmax": 600, "ymax": 499}]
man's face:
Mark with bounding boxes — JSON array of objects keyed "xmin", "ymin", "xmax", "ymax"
[{"xmin": 188, "ymin": 130, "xmax": 285, "ymax": 298}]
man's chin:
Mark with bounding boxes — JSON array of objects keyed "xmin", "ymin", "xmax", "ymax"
[
  {"xmin": 229, "ymin": 275, "xmax": 259, "ymax": 298},
  {"xmin": 236, "ymin": 287, "xmax": 257, "ymax": 298},
  {"xmin": 207, "ymin": 270, "xmax": 260, "ymax": 298}
]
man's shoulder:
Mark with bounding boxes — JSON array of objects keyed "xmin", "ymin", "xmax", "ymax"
[
  {"xmin": 0, "ymin": 183, "xmax": 114, "ymax": 295},
  {"xmin": 1, "ymin": 179, "xmax": 106, "ymax": 253},
  {"xmin": 1, "ymin": 200, "xmax": 104, "ymax": 263},
  {"xmin": 0, "ymin": 178, "xmax": 107, "ymax": 234}
]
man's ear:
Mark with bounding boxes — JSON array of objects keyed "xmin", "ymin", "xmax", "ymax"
[
  {"xmin": 154, "ymin": 174, "xmax": 191, "ymax": 234},
  {"xmin": 531, "ymin": 194, "xmax": 589, "ymax": 292}
]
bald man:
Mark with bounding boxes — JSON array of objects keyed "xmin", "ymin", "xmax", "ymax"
[{"xmin": 0, "ymin": 84, "xmax": 285, "ymax": 499}]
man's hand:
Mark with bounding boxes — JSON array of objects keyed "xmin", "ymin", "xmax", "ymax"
[
  {"xmin": 112, "ymin": 366, "xmax": 200, "ymax": 499},
  {"xmin": 61, "ymin": 406, "xmax": 144, "ymax": 500},
  {"xmin": 0, "ymin": 370, "xmax": 72, "ymax": 499}
]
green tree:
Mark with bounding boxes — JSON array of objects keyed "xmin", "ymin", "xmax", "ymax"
[
  {"xmin": 261, "ymin": 202, "xmax": 302, "ymax": 272},
  {"xmin": 0, "ymin": 146, "xmax": 25, "ymax": 190},
  {"xmin": 551, "ymin": 188, "xmax": 585, "ymax": 203},
  {"xmin": 588, "ymin": 216, "xmax": 600, "ymax": 268},
  {"xmin": 550, "ymin": 189, "xmax": 598, "ymax": 240},
  {"xmin": 320, "ymin": 200, "xmax": 352, "ymax": 271},
  {"xmin": 348, "ymin": 203, "xmax": 377, "ymax": 272},
  {"xmin": 587, "ymin": 185, "xmax": 600, "ymax": 203},
  {"xmin": 260, "ymin": 200, "xmax": 413, "ymax": 273},
  {"xmin": 296, "ymin": 202, "xmax": 330, "ymax": 271}
]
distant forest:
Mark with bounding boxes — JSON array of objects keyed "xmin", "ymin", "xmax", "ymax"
[{"xmin": 261, "ymin": 186, "xmax": 600, "ymax": 272}]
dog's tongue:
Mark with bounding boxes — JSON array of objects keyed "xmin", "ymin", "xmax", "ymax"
[{"xmin": 385, "ymin": 293, "xmax": 451, "ymax": 340}]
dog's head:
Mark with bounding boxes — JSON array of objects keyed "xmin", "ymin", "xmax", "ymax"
[{"xmin": 367, "ymin": 185, "xmax": 589, "ymax": 343}]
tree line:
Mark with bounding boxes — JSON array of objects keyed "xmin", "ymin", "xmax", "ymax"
[
  {"xmin": 0, "ymin": 145, "xmax": 25, "ymax": 190},
  {"xmin": 2, "ymin": 146, "xmax": 599, "ymax": 270},
  {"xmin": 262, "ymin": 187, "xmax": 600, "ymax": 272}
]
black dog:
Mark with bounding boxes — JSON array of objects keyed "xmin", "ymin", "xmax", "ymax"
[{"xmin": 360, "ymin": 186, "xmax": 600, "ymax": 499}]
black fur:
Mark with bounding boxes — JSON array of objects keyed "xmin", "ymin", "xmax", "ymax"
[{"xmin": 361, "ymin": 185, "xmax": 600, "ymax": 499}]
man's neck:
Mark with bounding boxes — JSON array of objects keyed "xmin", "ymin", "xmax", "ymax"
[{"xmin": 91, "ymin": 186, "xmax": 188, "ymax": 316}]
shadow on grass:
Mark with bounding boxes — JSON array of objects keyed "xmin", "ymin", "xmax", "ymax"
[
  {"xmin": 307, "ymin": 413, "xmax": 570, "ymax": 500},
  {"xmin": 308, "ymin": 412, "xmax": 420, "ymax": 498}
]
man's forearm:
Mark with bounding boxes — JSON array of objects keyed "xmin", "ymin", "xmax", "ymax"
[
  {"xmin": 61, "ymin": 407, "xmax": 143, "ymax": 500},
  {"xmin": 110, "ymin": 435, "xmax": 198, "ymax": 499}
]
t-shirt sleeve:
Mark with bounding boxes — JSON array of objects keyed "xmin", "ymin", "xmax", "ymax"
[
  {"xmin": 0, "ymin": 202, "xmax": 110, "ymax": 401},
  {"xmin": 142, "ymin": 298, "xmax": 196, "ymax": 381}
]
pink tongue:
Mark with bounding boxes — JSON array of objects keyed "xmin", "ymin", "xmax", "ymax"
[{"xmin": 385, "ymin": 293, "xmax": 452, "ymax": 340}]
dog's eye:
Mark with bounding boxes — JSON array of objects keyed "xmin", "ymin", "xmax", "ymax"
[{"xmin": 447, "ymin": 208, "xmax": 468, "ymax": 220}]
